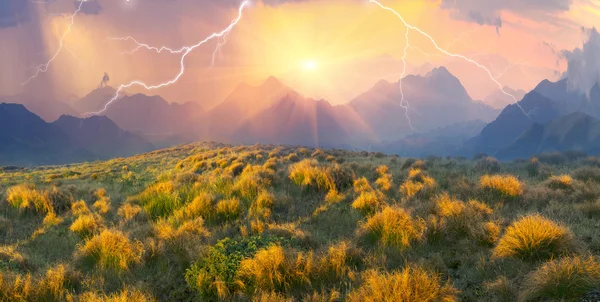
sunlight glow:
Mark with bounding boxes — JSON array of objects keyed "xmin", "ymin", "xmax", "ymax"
[{"xmin": 302, "ymin": 60, "xmax": 318, "ymax": 71}]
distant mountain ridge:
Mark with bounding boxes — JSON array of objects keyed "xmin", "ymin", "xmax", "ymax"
[
  {"xmin": 0, "ymin": 103, "xmax": 153, "ymax": 165},
  {"xmin": 349, "ymin": 66, "xmax": 499, "ymax": 140},
  {"xmin": 464, "ymin": 77, "xmax": 600, "ymax": 159},
  {"xmin": 497, "ymin": 112, "xmax": 600, "ymax": 159}
]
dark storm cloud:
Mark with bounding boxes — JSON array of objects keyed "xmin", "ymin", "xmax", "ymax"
[
  {"xmin": 0, "ymin": 0, "xmax": 30, "ymax": 28},
  {"xmin": 75, "ymin": 0, "xmax": 103, "ymax": 15},
  {"xmin": 560, "ymin": 27, "xmax": 600, "ymax": 94},
  {"xmin": 439, "ymin": 0, "xmax": 580, "ymax": 32}
]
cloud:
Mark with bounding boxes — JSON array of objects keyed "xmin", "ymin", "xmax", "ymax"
[
  {"xmin": 439, "ymin": 0, "xmax": 576, "ymax": 32},
  {"xmin": 75, "ymin": 0, "xmax": 103, "ymax": 15},
  {"xmin": 0, "ymin": 0, "xmax": 30, "ymax": 28},
  {"xmin": 560, "ymin": 27, "xmax": 600, "ymax": 95}
]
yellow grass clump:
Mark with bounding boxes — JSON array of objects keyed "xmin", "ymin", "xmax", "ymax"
[
  {"xmin": 71, "ymin": 200, "xmax": 90, "ymax": 217},
  {"xmin": 70, "ymin": 214, "xmax": 104, "ymax": 238},
  {"xmin": 324, "ymin": 190, "xmax": 345, "ymax": 204},
  {"xmin": 238, "ymin": 245, "xmax": 314, "ymax": 293},
  {"xmin": 250, "ymin": 190, "xmax": 275, "ymax": 219},
  {"xmin": 215, "ymin": 198, "xmax": 242, "ymax": 222},
  {"xmin": 118, "ymin": 203, "xmax": 143, "ymax": 222},
  {"xmin": 430, "ymin": 194, "xmax": 496, "ymax": 243},
  {"xmin": 6, "ymin": 184, "xmax": 51, "ymax": 214},
  {"xmin": 288, "ymin": 159, "xmax": 335, "ymax": 192},
  {"xmin": 43, "ymin": 212, "xmax": 63, "ymax": 227},
  {"xmin": 358, "ymin": 207, "xmax": 425, "ymax": 249},
  {"xmin": 493, "ymin": 214, "xmax": 577, "ymax": 261},
  {"xmin": 480, "ymin": 174, "xmax": 523, "ymax": 199},
  {"xmin": 347, "ymin": 266, "xmax": 458, "ymax": 302},
  {"xmin": 353, "ymin": 177, "xmax": 373, "ymax": 195},
  {"xmin": 233, "ymin": 165, "xmax": 275, "ymax": 201},
  {"xmin": 92, "ymin": 189, "xmax": 111, "ymax": 215},
  {"xmin": 76, "ymin": 229, "xmax": 144, "ymax": 271},
  {"xmin": 519, "ymin": 256, "xmax": 600, "ymax": 301},
  {"xmin": 79, "ymin": 288, "xmax": 155, "ymax": 302},
  {"xmin": 375, "ymin": 165, "xmax": 393, "ymax": 192},
  {"xmin": 171, "ymin": 193, "xmax": 214, "ymax": 223},
  {"xmin": 547, "ymin": 174, "xmax": 574, "ymax": 191},
  {"xmin": 352, "ymin": 191, "xmax": 385, "ymax": 215},
  {"xmin": 400, "ymin": 169, "xmax": 436, "ymax": 199}
]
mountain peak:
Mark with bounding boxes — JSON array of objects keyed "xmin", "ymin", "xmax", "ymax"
[
  {"xmin": 426, "ymin": 66, "xmax": 452, "ymax": 78},
  {"xmin": 262, "ymin": 76, "xmax": 287, "ymax": 90}
]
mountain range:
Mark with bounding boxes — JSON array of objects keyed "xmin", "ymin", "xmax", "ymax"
[
  {"xmin": 464, "ymin": 78, "xmax": 600, "ymax": 159},
  {"xmin": 0, "ymin": 103, "xmax": 153, "ymax": 165},
  {"xmin": 5, "ymin": 65, "xmax": 600, "ymax": 165}
]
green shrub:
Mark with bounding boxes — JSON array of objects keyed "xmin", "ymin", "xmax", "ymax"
[{"xmin": 185, "ymin": 236, "xmax": 293, "ymax": 299}]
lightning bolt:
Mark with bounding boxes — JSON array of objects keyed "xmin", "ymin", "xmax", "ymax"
[
  {"xmin": 87, "ymin": 1, "xmax": 250, "ymax": 115},
  {"xmin": 399, "ymin": 26, "xmax": 414, "ymax": 130},
  {"xmin": 22, "ymin": 0, "xmax": 85, "ymax": 86},
  {"xmin": 370, "ymin": 0, "xmax": 529, "ymax": 120}
]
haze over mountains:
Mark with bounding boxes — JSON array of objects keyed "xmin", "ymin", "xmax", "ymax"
[{"xmin": 4, "ymin": 64, "xmax": 600, "ymax": 165}]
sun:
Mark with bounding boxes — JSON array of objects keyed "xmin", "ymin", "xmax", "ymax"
[{"xmin": 301, "ymin": 60, "xmax": 318, "ymax": 71}]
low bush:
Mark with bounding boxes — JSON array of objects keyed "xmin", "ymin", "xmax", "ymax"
[{"xmin": 474, "ymin": 156, "xmax": 502, "ymax": 173}]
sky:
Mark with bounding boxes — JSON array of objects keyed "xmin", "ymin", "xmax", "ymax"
[{"xmin": 1, "ymin": 0, "xmax": 600, "ymax": 107}]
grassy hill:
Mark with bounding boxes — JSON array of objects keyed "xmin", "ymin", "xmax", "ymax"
[{"xmin": 1, "ymin": 143, "xmax": 600, "ymax": 301}]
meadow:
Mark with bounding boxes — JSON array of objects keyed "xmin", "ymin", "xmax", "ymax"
[{"xmin": 1, "ymin": 142, "xmax": 600, "ymax": 301}]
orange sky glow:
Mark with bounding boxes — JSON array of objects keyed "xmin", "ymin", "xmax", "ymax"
[{"xmin": 1, "ymin": 0, "xmax": 600, "ymax": 106}]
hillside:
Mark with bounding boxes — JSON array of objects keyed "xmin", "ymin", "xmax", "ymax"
[{"xmin": 0, "ymin": 142, "xmax": 599, "ymax": 301}]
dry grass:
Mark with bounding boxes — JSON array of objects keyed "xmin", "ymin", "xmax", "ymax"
[
  {"xmin": 347, "ymin": 266, "xmax": 458, "ymax": 302},
  {"xmin": 70, "ymin": 214, "xmax": 104, "ymax": 238},
  {"xmin": 358, "ymin": 207, "xmax": 425, "ymax": 249},
  {"xmin": 289, "ymin": 159, "xmax": 335, "ymax": 192},
  {"xmin": 520, "ymin": 256, "xmax": 600, "ymax": 301},
  {"xmin": 6, "ymin": 184, "xmax": 51, "ymax": 214},
  {"xmin": 118, "ymin": 203, "xmax": 143, "ymax": 222},
  {"xmin": 493, "ymin": 214, "xmax": 578, "ymax": 261},
  {"xmin": 71, "ymin": 200, "xmax": 91, "ymax": 217},
  {"xmin": 400, "ymin": 169, "xmax": 436, "ymax": 199},
  {"xmin": 250, "ymin": 190, "xmax": 275, "ymax": 219},
  {"xmin": 76, "ymin": 229, "xmax": 144, "ymax": 271},
  {"xmin": 352, "ymin": 191, "xmax": 385, "ymax": 215},
  {"xmin": 480, "ymin": 174, "xmax": 524, "ymax": 199},
  {"xmin": 80, "ymin": 288, "xmax": 155, "ymax": 301},
  {"xmin": 2, "ymin": 143, "xmax": 599, "ymax": 300},
  {"xmin": 547, "ymin": 174, "xmax": 574, "ymax": 191},
  {"xmin": 215, "ymin": 198, "xmax": 242, "ymax": 222}
]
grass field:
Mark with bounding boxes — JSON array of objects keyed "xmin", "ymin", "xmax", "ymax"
[{"xmin": 1, "ymin": 142, "xmax": 600, "ymax": 301}]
